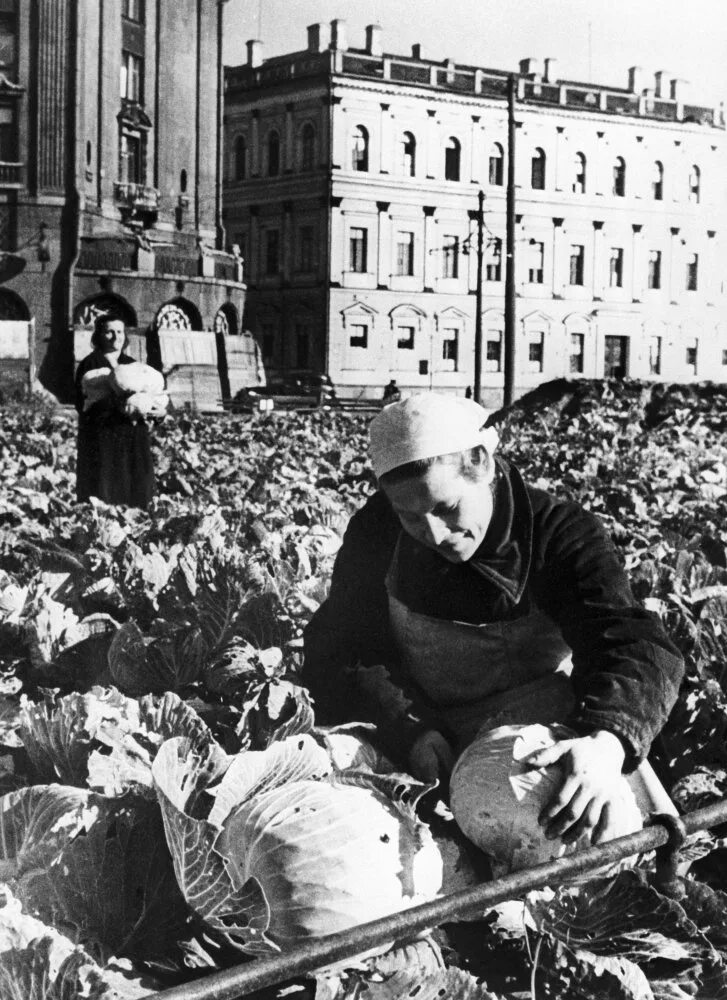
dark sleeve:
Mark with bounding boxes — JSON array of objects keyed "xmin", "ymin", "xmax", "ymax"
[
  {"xmin": 534, "ymin": 500, "xmax": 684, "ymax": 770},
  {"xmin": 302, "ymin": 491, "xmax": 441, "ymax": 761}
]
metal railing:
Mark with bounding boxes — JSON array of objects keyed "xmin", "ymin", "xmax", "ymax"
[{"xmin": 144, "ymin": 797, "xmax": 727, "ymax": 1000}]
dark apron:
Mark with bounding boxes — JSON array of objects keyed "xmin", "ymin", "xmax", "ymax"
[{"xmin": 385, "ymin": 533, "xmax": 674, "ymax": 814}]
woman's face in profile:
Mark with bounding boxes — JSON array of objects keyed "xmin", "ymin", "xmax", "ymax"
[{"xmin": 98, "ymin": 319, "xmax": 126, "ymax": 353}]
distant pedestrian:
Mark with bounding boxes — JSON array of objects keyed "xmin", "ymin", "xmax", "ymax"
[
  {"xmin": 465, "ymin": 385, "xmax": 473, "ymax": 399},
  {"xmin": 75, "ymin": 314, "xmax": 165, "ymax": 508},
  {"xmin": 383, "ymin": 378, "xmax": 401, "ymax": 403}
]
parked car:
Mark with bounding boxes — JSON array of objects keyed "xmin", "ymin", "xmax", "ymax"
[{"xmin": 231, "ymin": 370, "xmax": 339, "ymax": 411}]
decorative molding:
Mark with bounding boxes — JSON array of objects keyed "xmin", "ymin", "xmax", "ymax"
[
  {"xmin": 423, "ymin": 205, "xmax": 436, "ymax": 216},
  {"xmin": 553, "ymin": 217, "xmax": 564, "ymax": 227},
  {"xmin": 593, "ymin": 220, "xmax": 604, "ymax": 230},
  {"xmin": 632, "ymin": 223, "xmax": 643, "ymax": 233},
  {"xmin": 376, "ymin": 200, "xmax": 390, "ymax": 212}
]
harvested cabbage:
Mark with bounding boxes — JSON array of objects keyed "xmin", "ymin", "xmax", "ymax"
[
  {"xmin": 111, "ymin": 362, "xmax": 165, "ymax": 397},
  {"xmin": 80, "ymin": 368, "xmax": 112, "ymax": 410},
  {"xmin": 124, "ymin": 391, "xmax": 169, "ymax": 418},
  {"xmin": 449, "ymin": 724, "xmax": 643, "ymax": 877}
]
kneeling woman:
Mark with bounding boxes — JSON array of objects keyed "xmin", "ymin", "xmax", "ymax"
[{"xmin": 303, "ymin": 393, "xmax": 684, "ymax": 847}]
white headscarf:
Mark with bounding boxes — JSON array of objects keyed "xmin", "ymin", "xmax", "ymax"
[{"xmin": 368, "ymin": 393, "xmax": 499, "ymax": 479}]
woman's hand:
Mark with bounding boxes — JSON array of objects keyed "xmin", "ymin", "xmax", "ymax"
[
  {"xmin": 407, "ymin": 729, "xmax": 455, "ymax": 784},
  {"xmin": 523, "ymin": 730, "xmax": 626, "ymax": 845}
]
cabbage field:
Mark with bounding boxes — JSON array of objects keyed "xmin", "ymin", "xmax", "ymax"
[{"xmin": 2, "ymin": 380, "xmax": 727, "ymax": 999}]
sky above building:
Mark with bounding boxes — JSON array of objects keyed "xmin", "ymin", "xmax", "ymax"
[{"xmin": 223, "ymin": 0, "xmax": 726, "ymax": 109}]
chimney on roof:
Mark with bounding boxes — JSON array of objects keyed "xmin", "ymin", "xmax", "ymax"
[
  {"xmin": 628, "ymin": 66, "xmax": 643, "ymax": 94},
  {"xmin": 543, "ymin": 57, "xmax": 557, "ymax": 83},
  {"xmin": 411, "ymin": 43, "xmax": 425, "ymax": 60},
  {"xmin": 519, "ymin": 57, "xmax": 542, "ymax": 78},
  {"xmin": 654, "ymin": 70, "xmax": 670, "ymax": 98},
  {"xmin": 330, "ymin": 19, "xmax": 347, "ymax": 51},
  {"xmin": 246, "ymin": 39, "xmax": 263, "ymax": 68},
  {"xmin": 307, "ymin": 23, "xmax": 329, "ymax": 53},
  {"xmin": 670, "ymin": 78, "xmax": 689, "ymax": 102},
  {"xmin": 365, "ymin": 24, "xmax": 383, "ymax": 56}
]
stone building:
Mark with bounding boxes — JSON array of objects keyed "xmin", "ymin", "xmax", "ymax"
[
  {"xmin": 224, "ymin": 20, "xmax": 726, "ymax": 404},
  {"xmin": 0, "ymin": 0, "xmax": 245, "ymax": 401}
]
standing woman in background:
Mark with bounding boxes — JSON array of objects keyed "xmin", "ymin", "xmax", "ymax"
[{"xmin": 75, "ymin": 314, "xmax": 158, "ymax": 508}]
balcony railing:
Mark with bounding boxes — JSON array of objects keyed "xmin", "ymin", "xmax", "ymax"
[
  {"xmin": 0, "ymin": 162, "xmax": 23, "ymax": 187},
  {"xmin": 113, "ymin": 181, "xmax": 160, "ymax": 211}
]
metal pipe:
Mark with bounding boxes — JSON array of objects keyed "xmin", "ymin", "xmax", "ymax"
[
  {"xmin": 146, "ymin": 799, "xmax": 727, "ymax": 1000},
  {"xmin": 503, "ymin": 72, "xmax": 517, "ymax": 408}
]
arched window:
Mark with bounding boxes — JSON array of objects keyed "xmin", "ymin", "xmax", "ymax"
[
  {"xmin": 300, "ymin": 123, "xmax": 315, "ymax": 171},
  {"xmin": 444, "ymin": 137, "xmax": 460, "ymax": 181},
  {"xmin": 267, "ymin": 131, "xmax": 280, "ymax": 177},
  {"xmin": 531, "ymin": 147, "xmax": 546, "ymax": 190},
  {"xmin": 400, "ymin": 131, "xmax": 416, "ymax": 176},
  {"xmin": 572, "ymin": 152, "xmax": 586, "ymax": 194},
  {"xmin": 652, "ymin": 161, "xmax": 664, "ymax": 200},
  {"xmin": 489, "ymin": 143, "xmax": 504, "ymax": 186},
  {"xmin": 613, "ymin": 156, "xmax": 626, "ymax": 197},
  {"xmin": 351, "ymin": 125, "xmax": 369, "ymax": 171},
  {"xmin": 689, "ymin": 165, "xmax": 701, "ymax": 203},
  {"xmin": 234, "ymin": 135, "xmax": 246, "ymax": 181}
]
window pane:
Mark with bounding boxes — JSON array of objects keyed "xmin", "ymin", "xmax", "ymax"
[
  {"xmin": 445, "ymin": 138, "xmax": 460, "ymax": 181},
  {"xmin": 486, "ymin": 238, "xmax": 502, "ymax": 281},
  {"xmin": 265, "ymin": 230, "xmax": 279, "ymax": 274},
  {"xmin": 397, "ymin": 326, "xmax": 415, "ymax": 349},
  {"xmin": 396, "ymin": 231, "xmax": 415, "ymax": 276},
  {"xmin": 528, "ymin": 241, "xmax": 544, "ymax": 283},
  {"xmin": 569, "ymin": 245, "xmax": 584, "ymax": 285},
  {"xmin": 686, "ymin": 253, "xmax": 698, "ymax": 291},
  {"xmin": 351, "ymin": 127, "xmax": 368, "ymax": 171},
  {"xmin": 349, "ymin": 228, "xmax": 367, "ymax": 272},
  {"xmin": 442, "ymin": 236, "xmax": 459, "ymax": 279},
  {"xmin": 609, "ymin": 247, "xmax": 623, "ymax": 288},
  {"xmin": 350, "ymin": 324, "xmax": 368, "ymax": 348},
  {"xmin": 570, "ymin": 333, "xmax": 584, "ymax": 373},
  {"xmin": 485, "ymin": 332, "xmax": 501, "ymax": 371},
  {"xmin": 648, "ymin": 250, "xmax": 661, "ymax": 289},
  {"xmin": 442, "ymin": 329, "xmax": 458, "ymax": 370}
]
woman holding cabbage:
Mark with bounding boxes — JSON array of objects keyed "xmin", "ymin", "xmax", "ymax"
[
  {"xmin": 75, "ymin": 314, "xmax": 167, "ymax": 508},
  {"xmin": 303, "ymin": 393, "xmax": 684, "ymax": 863}
]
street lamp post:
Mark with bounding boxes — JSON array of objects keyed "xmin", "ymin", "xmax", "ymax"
[
  {"xmin": 503, "ymin": 73, "xmax": 517, "ymax": 407},
  {"xmin": 473, "ymin": 189, "xmax": 485, "ymax": 404}
]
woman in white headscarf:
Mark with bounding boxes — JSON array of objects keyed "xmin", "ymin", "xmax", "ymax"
[{"xmin": 303, "ymin": 393, "xmax": 683, "ymax": 847}]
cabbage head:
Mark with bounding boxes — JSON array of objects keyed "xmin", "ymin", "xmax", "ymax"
[
  {"xmin": 153, "ymin": 735, "xmax": 442, "ymax": 953},
  {"xmin": 450, "ymin": 724, "xmax": 643, "ymax": 877}
]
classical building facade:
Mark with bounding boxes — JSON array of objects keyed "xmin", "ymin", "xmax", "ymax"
[
  {"xmin": 0, "ymin": 0, "xmax": 245, "ymax": 400},
  {"xmin": 224, "ymin": 21, "xmax": 726, "ymax": 403}
]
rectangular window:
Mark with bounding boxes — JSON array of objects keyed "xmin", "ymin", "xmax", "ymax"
[
  {"xmin": 0, "ymin": 16, "xmax": 16, "ymax": 71},
  {"xmin": 442, "ymin": 236, "xmax": 459, "ymax": 279},
  {"xmin": 349, "ymin": 227, "xmax": 367, "ymax": 273},
  {"xmin": 569, "ymin": 244, "xmax": 584, "ymax": 286},
  {"xmin": 0, "ymin": 105, "xmax": 16, "ymax": 162},
  {"xmin": 528, "ymin": 241, "xmax": 544, "ymax": 284},
  {"xmin": 295, "ymin": 324, "xmax": 309, "ymax": 368},
  {"xmin": 442, "ymin": 329, "xmax": 458, "ymax": 371},
  {"xmin": 647, "ymin": 250, "xmax": 662, "ymax": 290},
  {"xmin": 569, "ymin": 333, "xmax": 584, "ymax": 374},
  {"xmin": 686, "ymin": 253, "xmax": 698, "ymax": 291},
  {"xmin": 396, "ymin": 231, "xmax": 415, "ymax": 277},
  {"xmin": 485, "ymin": 332, "xmax": 502, "ymax": 372},
  {"xmin": 265, "ymin": 229, "xmax": 280, "ymax": 275},
  {"xmin": 528, "ymin": 333, "xmax": 544, "ymax": 373},
  {"xmin": 609, "ymin": 247, "xmax": 624, "ymax": 288},
  {"xmin": 686, "ymin": 343, "xmax": 698, "ymax": 372},
  {"xmin": 489, "ymin": 152, "xmax": 503, "ymax": 186},
  {"xmin": 119, "ymin": 129, "xmax": 142, "ymax": 183},
  {"xmin": 419, "ymin": 359, "xmax": 429, "ymax": 375},
  {"xmin": 120, "ymin": 51, "xmax": 143, "ymax": 102},
  {"xmin": 261, "ymin": 324, "xmax": 274, "ymax": 362},
  {"xmin": 486, "ymin": 238, "xmax": 502, "ymax": 282},
  {"xmin": 397, "ymin": 326, "xmax": 415, "ymax": 350},
  {"xmin": 349, "ymin": 324, "xmax": 368, "ymax": 348},
  {"xmin": 649, "ymin": 336, "xmax": 662, "ymax": 376},
  {"xmin": 123, "ymin": 0, "xmax": 144, "ymax": 21},
  {"xmin": 298, "ymin": 225, "xmax": 314, "ymax": 272}
]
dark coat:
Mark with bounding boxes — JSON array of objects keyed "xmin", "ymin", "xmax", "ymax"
[
  {"xmin": 75, "ymin": 351, "xmax": 155, "ymax": 508},
  {"xmin": 303, "ymin": 457, "xmax": 684, "ymax": 769}
]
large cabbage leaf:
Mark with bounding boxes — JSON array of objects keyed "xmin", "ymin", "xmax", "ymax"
[
  {"xmin": 152, "ymin": 735, "xmax": 275, "ymax": 954},
  {"xmin": 19, "ymin": 687, "xmax": 212, "ymax": 794},
  {"xmin": 0, "ymin": 784, "xmax": 99, "ymax": 882},
  {"xmin": 0, "ymin": 885, "xmax": 152, "ymax": 999},
  {"xmin": 20, "ymin": 797, "xmax": 190, "ymax": 964}
]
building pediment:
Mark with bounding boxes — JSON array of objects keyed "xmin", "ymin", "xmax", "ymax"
[{"xmin": 341, "ymin": 300, "xmax": 378, "ymax": 319}]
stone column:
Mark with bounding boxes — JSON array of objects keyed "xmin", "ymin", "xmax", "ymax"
[
  {"xmin": 631, "ymin": 224, "xmax": 644, "ymax": 301},
  {"xmin": 552, "ymin": 217, "xmax": 565, "ymax": 294},
  {"xmin": 331, "ymin": 98, "xmax": 345, "ymax": 170},
  {"xmin": 426, "ymin": 108, "xmax": 438, "ymax": 179},
  {"xmin": 319, "ymin": 97, "xmax": 330, "ymax": 168},
  {"xmin": 248, "ymin": 206, "xmax": 259, "ymax": 283},
  {"xmin": 377, "ymin": 201, "xmax": 390, "ymax": 288},
  {"xmin": 251, "ymin": 111, "xmax": 261, "ymax": 176},
  {"xmin": 592, "ymin": 221, "xmax": 605, "ymax": 299},
  {"xmin": 594, "ymin": 131, "xmax": 605, "ymax": 196},
  {"xmin": 284, "ymin": 103, "xmax": 295, "ymax": 171},
  {"xmin": 668, "ymin": 226, "xmax": 682, "ymax": 303},
  {"xmin": 554, "ymin": 125, "xmax": 565, "ymax": 192},
  {"xmin": 329, "ymin": 197, "xmax": 344, "ymax": 282},
  {"xmin": 379, "ymin": 103, "xmax": 391, "ymax": 174},
  {"xmin": 423, "ymin": 205, "xmax": 437, "ymax": 291},
  {"xmin": 706, "ymin": 230, "xmax": 717, "ymax": 305},
  {"xmin": 470, "ymin": 115, "xmax": 481, "ymax": 183}
]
